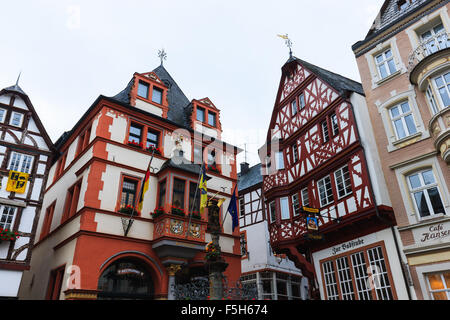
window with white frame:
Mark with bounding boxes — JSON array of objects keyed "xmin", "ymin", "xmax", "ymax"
[
  {"xmin": 407, "ymin": 169, "xmax": 445, "ymax": 218},
  {"xmin": 9, "ymin": 111, "xmax": 23, "ymax": 127},
  {"xmin": 432, "ymin": 71, "xmax": 450, "ymax": 109},
  {"xmin": 8, "ymin": 152, "xmax": 34, "ymax": 174},
  {"xmin": 321, "ymin": 120, "xmax": 329, "ymax": 143},
  {"xmin": 389, "ymin": 101, "xmax": 417, "ymax": 140},
  {"xmin": 427, "ymin": 272, "xmax": 450, "ymax": 300},
  {"xmin": 330, "ymin": 113, "xmax": 339, "ymax": 136},
  {"xmin": 269, "ymin": 201, "xmax": 276, "ymax": 223},
  {"xmin": 292, "ymin": 143, "xmax": 299, "ymax": 163},
  {"xmin": 291, "ymin": 99, "xmax": 297, "ymax": 116},
  {"xmin": 375, "ymin": 49, "xmax": 397, "ymax": 79},
  {"xmin": 323, "ymin": 261, "xmax": 339, "ymax": 300},
  {"xmin": 0, "ymin": 205, "xmax": 17, "ymax": 230},
  {"xmin": 280, "ymin": 197, "xmax": 290, "ymax": 220},
  {"xmin": 275, "ymin": 151, "xmax": 284, "ymax": 170},
  {"xmin": 299, "ymin": 93, "xmax": 306, "ymax": 109},
  {"xmin": 334, "ymin": 165, "xmax": 352, "ymax": 199},
  {"xmin": 301, "ymin": 188, "xmax": 309, "ymax": 207},
  {"xmin": 291, "ymin": 193, "xmax": 300, "ymax": 216},
  {"xmin": 318, "ymin": 175, "xmax": 334, "ymax": 207},
  {"xmin": 0, "ymin": 108, "xmax": 6, "ymax": 123},
  {"xmin": 426, "ymin": 85, "xmax": 440, "ymax": 115}
]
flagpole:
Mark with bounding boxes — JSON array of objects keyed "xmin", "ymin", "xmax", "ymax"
[
  {"xmin": 185, "ymin": 164, "xmax": 203, "ymax": 238},
  {"xmin": 125, "ymin": 148, "xmax": 155, "ymax": 236}
]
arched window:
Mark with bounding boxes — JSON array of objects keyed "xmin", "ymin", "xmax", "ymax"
[
  {"xmin": 406, "ymin": 169, "xmax": 445, "ymax": 218},
  {"xmin": 97, "ymin": 258, "xmax": 154, "ymax": 300}
]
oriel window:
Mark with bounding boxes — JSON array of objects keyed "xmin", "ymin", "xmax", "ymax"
[
  {"xmin": 189, "ymin": 181, "xmax": 200, "ymax": 213},
  {"xmin": 172, "ymin": 178, "xmax": 185, "ymax": 209},
  {"xmin": 158, "ymin": 180, "xmax": 166, "ymax": 207}
]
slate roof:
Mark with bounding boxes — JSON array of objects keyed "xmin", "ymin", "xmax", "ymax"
[
  {"xmin": 110, "ymin": 64, "xmax": 192, "ymax": 128},
  {"xmin": 159, "ymin": 150, "xmax": 212, "ymax": 180},
  {"xmin": 3, "ymin": 84, "xmax": 27, "ymax": 96},
  {"xmin": 287, "ymin": 56, "xmax": 364, "ymax": 96},
  {"xmin": 237, "ymin": 163, "xmax": 263, "ymax": 192}
]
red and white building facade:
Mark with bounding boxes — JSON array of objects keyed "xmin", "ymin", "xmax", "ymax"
[
  {"xmin": 18, "ymin": 64, "xmax": 242, "ymax": 300},
  {"xmin": 261, "ymin": 56, "xmax": 411, "ymax": 300}
]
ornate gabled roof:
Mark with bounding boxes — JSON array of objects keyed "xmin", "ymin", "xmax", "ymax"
[
  {"xmin": 237, "ymin": 163, "xmax": 263, "ymax": 192},
  {"xmin": 285, "ymin": 56, "xmax": 364, "ymax": 97},
  {"xmin": 110, "ymin": 64, "xmax": 192, "ymax": 128}
]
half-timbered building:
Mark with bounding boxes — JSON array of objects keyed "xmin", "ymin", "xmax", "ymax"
[
  {"xmin": 18, "ymin": 64, "xmax": 241, "ymax": 300},
  {"xmin": 261, "ymin": 55, "xmax": 411, "ymax": 299},
  {"xmin": 238, "ymin": 162, "xmax": 307, "ymax": 300},
  {"xmin": 0, "ymin": 81, "xmax": 53, "ymax": 298}
]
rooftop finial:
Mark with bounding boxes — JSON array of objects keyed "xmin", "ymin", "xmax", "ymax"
[
  {"xmin": 16, "ymin": 71, "xmax": 22, "ymax": 86},
  {"xmin": 158, "ymin": 48, "xmax": 167, "ymax": 66},
  {"xmin": 277, "ymin": 34, "xmax": 293, "ymax": 58}
]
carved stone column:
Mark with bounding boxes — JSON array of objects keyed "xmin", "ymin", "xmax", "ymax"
[{"xmin": 166, "ymin": 264, "xmax": 181, "ymax": 300}]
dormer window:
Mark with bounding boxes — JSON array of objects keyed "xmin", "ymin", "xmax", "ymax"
[
  {"xmin": 197, "ymin": 107, "xmax": 205, "ymax": 122},
  {"xmin": 137, "ymin": 81, "xmax": 149, "ymax": 99},
  {"xmin": 152, "ymin": 87, "xmax": 163, "ymax": 104},
  {"xmin": 208, "ymin": 111, "xmax": 216, "ymax": 127}
]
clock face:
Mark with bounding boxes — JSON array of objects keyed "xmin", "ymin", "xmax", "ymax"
[{"xmin": 170, "ymin": 220, "xmax": 184, "ymax": 235}]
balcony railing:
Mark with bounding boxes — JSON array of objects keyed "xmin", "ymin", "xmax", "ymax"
[{"xmin": 408, "ymin": 31, "xmax": 450, "ymax": 71}]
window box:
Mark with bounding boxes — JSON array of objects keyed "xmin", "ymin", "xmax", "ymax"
[
  {"xmin": 118, "ymin": 205, "xmax": 140, "ymax": 216},
  {"xmin": 188, "ymin": 211, "xmax": 202, "ymax": 220},
  {"xmin": 0, "ymin": 228, "xmax": 19, "ymax": 242},
  {"xmin": 146, "ymin": 145, "xmax": 161, "ymax": 155},
  {"xmin": 128, "ymin": 140, "xmax": 144, "ymax": 149},
  {"xmin": 151, "ymin": 207, "xmax": 166, "ymax": 219},
  {"xmin": 171, "ymin": 206, "xmax": 186, "ymax": 217}
]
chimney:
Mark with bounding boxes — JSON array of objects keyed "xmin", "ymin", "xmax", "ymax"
[{"xmin": 240, "ymin": 162, "xmax": 250, "ymax": 175}]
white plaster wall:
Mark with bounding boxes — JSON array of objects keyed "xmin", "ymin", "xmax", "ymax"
[
  {"xmin": 0, "ymin": 270, "xmax": 22, "ymax": 297},
  {"xmin": 94, "ymin": 212, "xmax": 153, "ymax": 240},
  {"xmin": 27, "ymin": 118, "xmax": 39, "ymax": 133},
  {"xmin": 350, "ymin": 92, "xmax": 392, "ymax": 207},
  {"xmin": 0, "ymin": 94, "xmax": 11, "ymax": 105},
  {"xmin": 135, "ymin": 99, "xmax": 163, "ymax": 117},
  {"xmin": 13, "ymin": 97, "xmax": 28, "ymax": 110},
  {"xmin": 107, "ymin": 110, "xmax": 127, "ymax": 143}
]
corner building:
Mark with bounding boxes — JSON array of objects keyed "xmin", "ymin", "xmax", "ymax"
[
  {"xmin": 261, "ymin": 56, "xmax": 410, "ymax": 300},
  {"xmin": 353, "ymin": 0, "xmax": 450, "ymax": 300},
  {"xmin": 18, "ymin": 64, "xmax": 241, "ymax": 300}
]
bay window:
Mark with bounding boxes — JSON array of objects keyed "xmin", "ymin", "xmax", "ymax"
[
  {"xmin": 280, "ymin": 197, "xmax": 290, "ymax": 220},
  {"xmin": 433, "ymin": 71, "xmax": 450, "ymax": 108},
  {"xmin": 172, "ymin": 178, "xmax": 185, "ymax": 209},
  {"xmin": 269, "ymin": 201, "xmax": 276, "ymax": 223}
]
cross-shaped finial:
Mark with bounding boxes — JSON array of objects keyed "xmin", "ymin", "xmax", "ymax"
[{"xmin": 158, "ymin": 49, "xmax": 167, "ymax": 66}]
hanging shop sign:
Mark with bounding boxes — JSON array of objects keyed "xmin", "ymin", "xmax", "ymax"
[
  {"xmin": 301, "ymin": 206, "xmax": 319, "ymax": 214},
  {"xmin": 307, "ymin": 216, "xmax": 319, "ymax": 231},
  {"xmin": 6, "ymin": 170, "xmax": 29, "ymax": 193}
]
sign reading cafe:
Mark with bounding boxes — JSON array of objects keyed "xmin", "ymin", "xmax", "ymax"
[{"xmin": 420, "ymin": 223, "xmax": 450, "ymax": 243}]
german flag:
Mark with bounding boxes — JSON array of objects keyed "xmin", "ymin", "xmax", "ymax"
[{"xmin": 138, "ymin": 163, "xmax": 151, "ymax": 212}]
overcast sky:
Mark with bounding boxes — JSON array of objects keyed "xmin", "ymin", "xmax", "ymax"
[{"xmin": 0, "ymin": 0, "xmax": 384, "ymax": 167}]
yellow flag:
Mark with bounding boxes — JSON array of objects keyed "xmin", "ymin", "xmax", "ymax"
[
  {"xmin": 217, "ymin": 198, "xmax": 226, "ymax": 208},
  {"xmin": 199, "ymin": 165, "xmax": 208, "ymax": 214}
]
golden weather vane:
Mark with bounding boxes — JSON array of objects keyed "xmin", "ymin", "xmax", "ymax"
[{"xmin": 277, "ymin": 34, "xmax": 293, "ymax": 58}]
